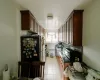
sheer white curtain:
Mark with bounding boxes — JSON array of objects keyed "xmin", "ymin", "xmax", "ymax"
[{"xmin": 46, "ymin": 32, "xmax": 58, "ymax": 43}]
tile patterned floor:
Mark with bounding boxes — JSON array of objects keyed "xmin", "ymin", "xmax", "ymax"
[{"xmin": 44, "ymin": 57, "xmax": 62, "ymax": 80}]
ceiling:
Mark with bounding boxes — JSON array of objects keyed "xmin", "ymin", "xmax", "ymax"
[{"xmin": 14, "ymin": 0, "xmax": 92, "ymax": 31}]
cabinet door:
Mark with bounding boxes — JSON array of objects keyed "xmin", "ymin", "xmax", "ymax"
[
  {"xmin": 73, "ymin": 11, "xmax": 83, "ymax": 46},
  {"xmin": 33, "ymin": 18, "xmax": 35, "ymax": 32},
  {"xmin": 69, "ymin": 17, "xmax": 73, "ymax": 44},
  {"xmin": 58, "ymin": 29, "xmax": 59, "ymax": 42},
  {"xmin": 42, "ymin": 27, "xmax": 44, "ymax": 36},
  {"xmin": 38, "ymin": 25, "xmax": 41, "ymax": 36},
  {"xmin": 66, "ymin": 22, "xmax": 68, "ymax": 44},
  {"xmin": 30, "ymin": 16, "xmax": 33, "ymax": 31},
  {"xmin": 41, "ymin": 27, "xmax": 43, "ymax": 36},
  {"xmin": 38, "ymin": 26, "xmax": 40, "ymax": 35},
  {"xmin": 63, "ymin": 25, "xmax": 65, "ymax": 42},
  {"xmin": 30, "ymin": 14, "xmax": 35, "ymax": 32},
  {"xmin": 21, "ymin": 11, "xmax": 30, "ymax": 30},
  {"xmin": 59, "ymin": 28, "xmax": 60, "ymax": 42},
  {"xmin": 40, "ymin": 26, "xmax": 42, "ymax": 36},
  {"xmin": 35, "ymin": 22, "xmax": 38, "ymax": 33},
  {"xmin": 38, "ymin": 25, "xmax": 39, "ymax": 35},
  {"xmin": 61, "ymin": 27, "xmax": 63, "ymax": 42},
  {"xmin": 62, "ymin": 26, "xmax": 64, "ymax": 42},
  {"xmin": 34, "ymin": 21, "xmax": 36, "ymax": 33},
  {"xmin": 59, "ymin": 27, "xmax": 61, "ymax": 42},
  {"xmin": 68, "ymin": 20, "xmax": 70, "ymax": 44},
  {"xmin": 59, "ymin": 28, "xmax": 61, "ymax": 42},
  {"xmin": 43, "ymin": 28, "xmax": 45, "ymax": 36},
  {"xmin": 64, "ymin": 23, "xmax": 67, "ymax": 43},
  {"xmin": 64, "ymin": 24, "xmax": 66, "ymax": 43},
  {"xmin": 62, "ymin": 25, "xmax": 64, "ymax": 42}
]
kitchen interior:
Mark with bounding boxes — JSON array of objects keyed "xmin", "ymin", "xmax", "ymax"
[
  {"xmin": 18, "ymin": 9, "xmax": 100, "ymax": 80},
  {"xmin": 0, "ymin": 0, "xmax": 100, "ymax": 80}
]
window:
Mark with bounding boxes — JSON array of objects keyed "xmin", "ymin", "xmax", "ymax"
[{"xmin": 46, "ymin": 32, "xmax": 58, "ymax": 43}]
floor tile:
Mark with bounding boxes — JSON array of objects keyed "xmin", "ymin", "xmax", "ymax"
[{"xmin": 44, "ymin": 57, "xmax": 62, "ymax": 80}]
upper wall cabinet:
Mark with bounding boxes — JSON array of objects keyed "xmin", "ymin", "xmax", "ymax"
[
  {"xmin": 35, "ymin": 22, "xmax": 38, "ymax": 33},
  {"xmin": 71, "ymin": 10, "xmax": 83, "ymax": 46},
  {"xmin": 58, "ymin": 10, "xmax": 83, "ymax": 46},
  {"xmin": 20, "ymin": 10, "xmax": 35, "ymax": 31},
  {"xmin": 20, "ymin": 10, "xmax": 45, "ymax": 36}
]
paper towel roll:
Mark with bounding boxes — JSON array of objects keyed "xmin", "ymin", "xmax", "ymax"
[{"xmin": 3, "ymin": 69, "xmax": 10, "ymax": 80}]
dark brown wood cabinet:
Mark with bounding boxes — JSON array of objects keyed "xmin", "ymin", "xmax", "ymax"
[
  {"xmin": 72, "ymin": 10, "xmax": 83, "ymax": 46},
  {"xmin": 58, "ymin": 28, "xmax": 60, "ymax": 42},
  {"xmin": 20, "ymin": 10, "xmax": 35, "ymax": 31},
  {"xmin": 58, "ymin": 10, "xmax": 83, "ymax": 46},
  {"xmin": 35, "ymin": 22, "xmax": 38, "ymax": 33},
  {"xmin": 56, "ymin": 56, "xmax": 70, "ymax": 80},
  {"xmin": 43, "ymin": 28, "xmax": 45, "ymax": 37},
  {"xmin": 38, "ymin": 25, "xmax": 41, "ymax": 35},
  {"xmin": 20, "ymin": 10, "xmax": 45, "ymax": 36},
  {"xmin": 64, "ymin": 24, "xmax": 66, "ymax": 43},
  {"xmin": 20, "ymin": 10, "xmax": 46, "ymax": 79}
]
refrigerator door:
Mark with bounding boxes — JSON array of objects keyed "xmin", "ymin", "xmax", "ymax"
[{"xmin": 21, "ymin": 35, "xmax": 41, "ymax": 62}]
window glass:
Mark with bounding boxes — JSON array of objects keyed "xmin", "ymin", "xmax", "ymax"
[{"xmin": 46, "ymin": 32, "xmax": 58, "ymax": 43}]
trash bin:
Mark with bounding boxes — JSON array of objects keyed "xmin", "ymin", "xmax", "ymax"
[{"xmin": 50, "ymin": 53, "xmax": 53, "ymax": 58}]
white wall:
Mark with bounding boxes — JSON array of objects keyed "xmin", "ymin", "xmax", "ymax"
[
  {"xmin": 0, "ymin": 0, "xmax": 20, "ymax": 78},
  {"xmin": 83, "ymin": 0, "xmax": 100, "ymax": 71},
  {"xmin": 47, "ymin": 43, "xmax": 56, "ymax": 49},
  {"xmin": 47, "ymin": 43, "xmax": 56, "ymax": 56}
]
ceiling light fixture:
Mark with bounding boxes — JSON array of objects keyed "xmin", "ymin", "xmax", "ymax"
[{"xmin": 46, "ymin": 13, "xmax": 58, "ymax": 29}]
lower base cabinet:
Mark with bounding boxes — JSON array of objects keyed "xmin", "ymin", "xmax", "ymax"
[
  {"xmin": 56, "ymin": 56, "xmax": 70, "ymax": 80},
  {"xmin": 18, "ymin": 62, "xmax": 45, "ymax": 78}
]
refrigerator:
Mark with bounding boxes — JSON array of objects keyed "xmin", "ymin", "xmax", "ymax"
[{"xmin": 21, "ymin": 35, "xmax": 41, "ymax": 62}]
